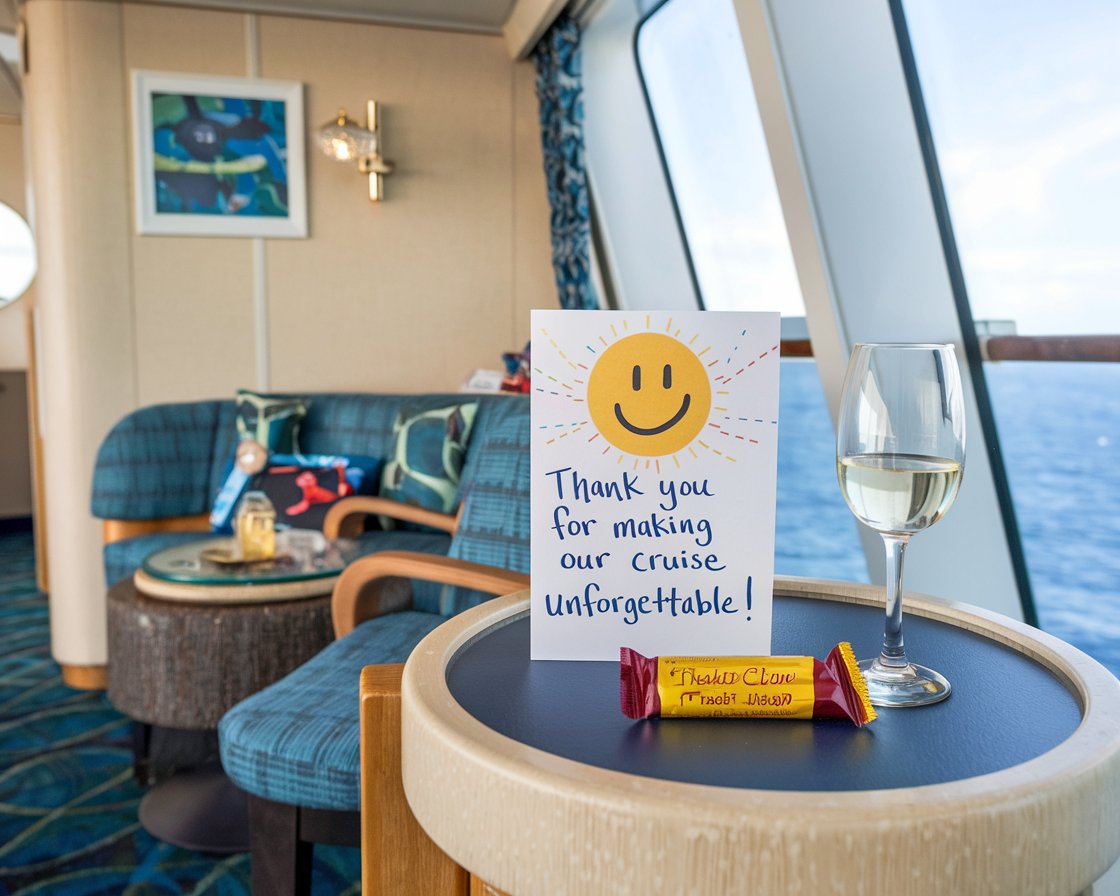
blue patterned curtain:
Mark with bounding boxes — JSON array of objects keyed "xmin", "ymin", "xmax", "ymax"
[{"xmin": 533, "ymin": 13, "xmax": 599, "ymax": 311}]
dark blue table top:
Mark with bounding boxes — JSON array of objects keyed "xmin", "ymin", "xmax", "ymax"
[{"xmin": 446, "ymin": 594, "xmax": 1082, "ymax": 791}]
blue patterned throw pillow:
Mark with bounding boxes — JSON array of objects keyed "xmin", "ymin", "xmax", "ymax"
[
  {"xmin": 210, "ymin": 390, "xmax": 310, "ymax": 532},
  {"xmin": 380, "ymin": 401, "xmax": 478, "ymax": 528}
]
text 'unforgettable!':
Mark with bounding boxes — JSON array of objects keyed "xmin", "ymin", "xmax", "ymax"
[{"xmin": 529, "ymin": 310, "xmax": 781, "ymax": 661}]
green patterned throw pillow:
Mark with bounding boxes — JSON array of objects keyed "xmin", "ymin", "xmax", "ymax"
[
  {"xmin": 380, "ymin": 401, "xmax": 479, "ymax": 528},
  {"xmin": 235, "ymin": 389, "xmax": 308, "ymax": 453}
]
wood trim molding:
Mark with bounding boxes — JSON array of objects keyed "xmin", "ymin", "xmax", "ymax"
[
  {"xmin": 982, "ymin": 334, "xmax": 1120, "ymax": 363},
  {"xmin": 25, "ymin": 305, "xmax": 48, "ymax": 593},
  {"xmin": 360, "ymin": 663, "xmax": 468, "ymax": 896},
  {"xmin": 60, "ymin": 662, "xmax": 107, "ymax": 690},
  {"xmin": 101, "ymin": 514, "xmax": 210, "ymax": 545},
  {"xmin": 469, "ymin": 878, "xmax": 510, "ymax": 896}
]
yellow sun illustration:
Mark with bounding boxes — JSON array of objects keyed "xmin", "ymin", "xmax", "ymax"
[
  {"xmin": 587, "ymin": 332, "xmax": 711, "ymax": 456},
  {"xmin": 535, "ymin": 315, "xmax": 777, "ymax": 470}
]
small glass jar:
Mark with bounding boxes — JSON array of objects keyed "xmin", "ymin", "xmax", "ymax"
[{"xmin": 235, "ymin": 490, "xmax": 276, "ymax": 561}]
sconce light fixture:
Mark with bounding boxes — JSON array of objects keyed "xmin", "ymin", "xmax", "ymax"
[{"xmin": 316, "ymin": 100, "xmax": 393, "ymax": 201}]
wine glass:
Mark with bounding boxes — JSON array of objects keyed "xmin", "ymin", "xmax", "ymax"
[{"xmin": 836, "ymin": 343, "xmax": 965, "ymax": 707}]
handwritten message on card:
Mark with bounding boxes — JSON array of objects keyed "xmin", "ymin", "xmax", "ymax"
[{"xmin": 530, "ymin": 310, "xmax": 781, "ymax": 660}]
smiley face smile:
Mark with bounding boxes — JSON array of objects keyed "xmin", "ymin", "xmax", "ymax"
[{"xmin": 614, "ymin": 393, "xmax": 691, "ymax": 436}]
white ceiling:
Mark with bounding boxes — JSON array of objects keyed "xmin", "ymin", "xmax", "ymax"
[
  {"xmin": 109, "ymin": 0, "xmax": 515, "ymax": 33},
  {"xmin": 0, "ymin": 0, "xmax": 521, "ymax": 119}
]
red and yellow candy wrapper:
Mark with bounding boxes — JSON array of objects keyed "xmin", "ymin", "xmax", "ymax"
[{"xmin": 620, "ymin": 643, "xmax": 876, "ymax": 727}]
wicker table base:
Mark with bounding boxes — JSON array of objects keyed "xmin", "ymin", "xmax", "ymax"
[
  {"xmin": 107, "ymin": 575, "xmax": 337, "ymax": 853},
  {"xmin": 107, "ymin": 577, "xmax": 335, "ymax": 729}
]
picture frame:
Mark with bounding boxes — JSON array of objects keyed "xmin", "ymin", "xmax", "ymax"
[{"xmin": 131, "ymin": 71, "xmax": 307, "ymax": 238}]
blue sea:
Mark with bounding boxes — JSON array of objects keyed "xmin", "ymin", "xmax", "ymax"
[{"xmin": 774, "ymin": 360, "xmax": 1120, "ymax": 679}]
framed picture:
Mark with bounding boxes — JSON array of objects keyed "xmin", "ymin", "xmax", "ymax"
[{"xmin": 131, "ymin": 71, "xmax": 307, "ymax": 238}]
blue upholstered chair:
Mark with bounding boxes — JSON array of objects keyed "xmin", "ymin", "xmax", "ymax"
[{"xmin": 217, "ymin": 398, "xmax": 531, "ymax": 895}]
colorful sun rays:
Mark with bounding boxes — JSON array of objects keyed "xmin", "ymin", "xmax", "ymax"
[{"xmin": 535, "ymin": 313, "xmax": 778, "ymax": 470}]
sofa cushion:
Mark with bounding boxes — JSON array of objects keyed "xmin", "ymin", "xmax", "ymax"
[
  {"xmin": 380, "ymin": 400, "xmax": 478, "ymax": 527},
  {"xmin": 218, "ymin": 610, "xmax": 447, "ymax": 810},
  {"xmin": 91, "ymin": 401, "xmax": 230, "ymax": 520}
]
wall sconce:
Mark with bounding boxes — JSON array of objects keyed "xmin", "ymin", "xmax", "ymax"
[{"xmin": 316, "ymin": 100, "xmax": 393, "ymax": 201}]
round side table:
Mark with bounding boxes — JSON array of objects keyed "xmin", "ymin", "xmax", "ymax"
[
  {"xmin": 107, "ymin": 537, "xmax": 359, "ymax": 852},
  {"xmin": 401, "ymin": 580, "xmax": 1120, "ymax": 896}
]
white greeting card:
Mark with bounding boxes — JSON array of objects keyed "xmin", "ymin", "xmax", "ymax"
[{"xmin": 530, "ymin": 310, "xmax": 781, "ymax": 660}]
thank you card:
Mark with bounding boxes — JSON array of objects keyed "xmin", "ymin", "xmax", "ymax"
[{"xmin": 530, "ymin": 310, "xmax": 781, "ymax": 660}]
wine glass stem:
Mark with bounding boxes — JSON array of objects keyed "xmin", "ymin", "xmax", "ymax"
[{"xmin": 880, "ymin": 533, "xmax": 911, "ymax": 668}]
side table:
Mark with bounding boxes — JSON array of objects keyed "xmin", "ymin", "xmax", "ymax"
[
  {"xmin": 400, "ymin": 579, "xmax": 1120, "ymax": 895},
  {"xmin": 107, "ymin": 536, "xmax": 360, "ymax": 852}
]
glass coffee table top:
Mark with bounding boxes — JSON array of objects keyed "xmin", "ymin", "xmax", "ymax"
[{"xmin": 142, "ymin": 532, "xmax": 363, "ymax": 586}]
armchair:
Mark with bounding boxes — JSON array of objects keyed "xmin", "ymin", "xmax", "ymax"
[{"xmin": 218, "ymin": 398, "xmax": 530, "ymax": 895}]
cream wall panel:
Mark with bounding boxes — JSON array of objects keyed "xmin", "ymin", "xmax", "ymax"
[
  {"xmin": 130, "ymin": 238, "xmax": 258, "ymax": 403},
  {"xmin": 25, "ymin": 0, "xmax": 555, "ymax": 669},
  {"xmin": 122, "ymin": 4, "xmax": 258, "ymax": 402},
  {"xmin": 24, "ymin": 0, "xmax": 136, "ymax": 666},
  {"xmin": 0, "ymin": 120, "xmax": 30, "ymax": 369},
  {"xmin": 261, "ymin": 17, "xmax": 528, "ymax": 392}
]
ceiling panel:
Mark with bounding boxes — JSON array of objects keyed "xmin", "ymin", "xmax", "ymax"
[{"xmin": 128, "ymin": 0, "xmax": 515, "ymax": 32}]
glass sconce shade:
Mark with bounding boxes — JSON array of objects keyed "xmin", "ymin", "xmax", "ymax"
[
  {"xmin": 316, "ymin": 100, "xmax": 392, "ymax": 201},
  {"xmin": 317, "ymin": 110, "xmax": 379, "ymax": 162}
]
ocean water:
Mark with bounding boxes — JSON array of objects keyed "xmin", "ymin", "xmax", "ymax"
[{"xmin": 774, "ymin": 360, "xmax": 1120, "ymax": 679}]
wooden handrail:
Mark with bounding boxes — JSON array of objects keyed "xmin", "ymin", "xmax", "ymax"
[
  {"xmin": 778, "ymin": 339, "xmax": 812, "ymax": 357},
  {"xmin": 779, "ymin": 335, "xmax": 1120, "ymax": 363},
  {"xmin": 981, "ymin": 335, "xmax": 1120, "ymax": 363}
]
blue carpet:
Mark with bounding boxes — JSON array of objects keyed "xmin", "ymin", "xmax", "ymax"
[{"xmin": 0, "ymin": 530, "xmax": 360, "ymax": 895}]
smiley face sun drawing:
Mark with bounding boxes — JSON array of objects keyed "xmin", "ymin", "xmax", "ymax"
[
  {"xmin": 529, "ymin": 309, "xmax": 782, "ymax": 662},
  {"xmin": 533, "ymin": 312, "xmax": 779, "ymax": 471}
]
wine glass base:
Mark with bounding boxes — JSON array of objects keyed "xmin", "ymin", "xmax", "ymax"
[{"xmin": 858, "ymin": 658, "xmax": 951, "ymax": 707}]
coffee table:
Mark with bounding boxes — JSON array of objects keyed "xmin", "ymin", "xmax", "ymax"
[
  {"xmin": 400, "ymin": 580, "xmax": 1120, "ymax": 895},
  {"xmin": 135, "ymin": 534, "xmax": 361, "ymax": 602},
  {"xmin": 107, "ymin": 535, "xmax": 362, "ymax": 853}
]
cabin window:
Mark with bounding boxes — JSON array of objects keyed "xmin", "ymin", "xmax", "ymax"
[
  {"xmin": 902, "ymin": 0, "xmax": 1120, "ymax": 675},
  {"xmin": 634, "ymin": 0, "xmax": 866, "ymax": 582},
  {"xmin": 636, "ymin": 0, "xmax": 800, "ymax": 317}
]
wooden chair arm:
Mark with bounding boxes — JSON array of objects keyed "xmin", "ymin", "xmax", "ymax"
[
  {"xmin": 102, "ymin": 514, "xmax": 211, "ymax": 545},
  {"xmin": 323, "ymin": 496, "xmax": 458, "ymax": 539},
  {"xmin": 332, "ymin": 551, "xmax": 531, "ymax": 638}
]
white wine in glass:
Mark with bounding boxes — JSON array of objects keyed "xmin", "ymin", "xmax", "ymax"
[{"xmin": 837, "ymin": 344, "xmax": 965, "ymax": 707}]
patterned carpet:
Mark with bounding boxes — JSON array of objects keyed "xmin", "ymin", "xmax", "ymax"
[{"xmin": 0, "ymin": 529, "xmax": 360, "ymax": 895}]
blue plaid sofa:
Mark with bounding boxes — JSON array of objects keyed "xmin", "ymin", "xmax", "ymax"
[
  {"xmin": 92, "ymin": 393, "xmax": 528, "ymax": 588},
  {"xmin": 91, "ymin": 392, "xmax": 531, "ymax": 893}
]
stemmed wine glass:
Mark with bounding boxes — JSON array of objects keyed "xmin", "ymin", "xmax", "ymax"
[{"xmin": 836, "ymin": 343, "xmax": 965, "ymax": 707}]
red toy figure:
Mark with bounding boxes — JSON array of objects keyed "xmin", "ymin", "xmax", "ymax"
[{"xmin": 284, "ymin": 463, "xmax": 353, "ymax": 517}]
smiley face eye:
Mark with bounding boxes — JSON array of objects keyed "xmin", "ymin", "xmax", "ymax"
[
  {"xmin": 663, "ymin": 364, "xmax": 672, "ymax": 389},
  {"xmin": 632, "ymin": 365, "xmax": 641, "ymax": 391}
]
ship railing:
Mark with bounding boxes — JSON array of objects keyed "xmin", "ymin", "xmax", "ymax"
[{"xmin": 779, "ymin": 335, "xmax": 1120, "ymax": 363}]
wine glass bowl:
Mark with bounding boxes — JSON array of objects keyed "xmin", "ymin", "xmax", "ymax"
[{"xmin": 837, "ymin": 343, "xmax": 965, "ymax": 707}]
